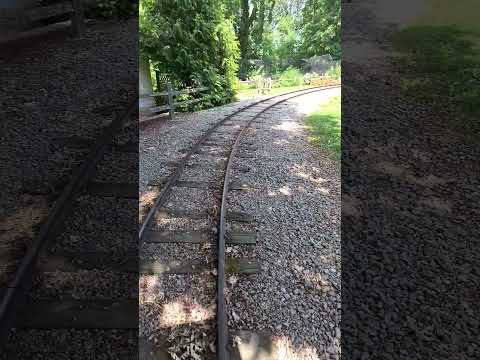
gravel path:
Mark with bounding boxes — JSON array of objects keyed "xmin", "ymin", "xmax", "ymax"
[
  {"xmin": 342, "ymin": 1, "xmax": 480, "ymax": 359},
  {"xmin": 0, "ymin": 19, "xmax": 137, "ymax": 214},
  {"xmin": 139, "ymin": 98, "xmax": 262, "ymax": 193},
  {"xmin": 0, "ymin": 19, "xmax": 138, "ymax": 359},
  {"xmin": 227, "ymin": 89, "xmax": 341, "ymax": 360},
  {"xmin": 139, "ymin": 88, "xmax": 341, "ymax": 359}
]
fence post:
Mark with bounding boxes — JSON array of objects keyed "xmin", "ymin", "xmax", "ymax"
[
  {"xmin": 71, "ymin": 0, "xmax": 85, "ymax": 37},
  {"xmin": 167, "ymin": 82, "xmax": 175, "ymax": 120},
  {"xmin": 155, "ymin": 71, "xmax": 161, "ymax": 93}
]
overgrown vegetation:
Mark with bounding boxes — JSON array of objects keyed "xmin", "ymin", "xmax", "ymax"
[
  {"xmin": 140, "ymin": 0, "xmax": 240, "ymax": 110},
  {"xmin": 305, "ymin": 96, "xmax": 341, "ymax": 159},
  {"xmin": 224, "ymin": 0, "xmax": 341, "ymax": 78},
  {"xmin": 393, "ymin": 25, "xmax": 480, "ymax": 135},
  {"xmin": 300, "ymin": 0, "xmax": 341, "ymax": 59},
  {"xmin": 326, "ymin": 62, "xmax": 341, "ymax": 80},
  {"xmin": 277, "ymin": 67, "xmax": 304, "ymax": 87},
  {"xmin": 140, "ymin": 0, "xmax": 341, "ymax": 109}
]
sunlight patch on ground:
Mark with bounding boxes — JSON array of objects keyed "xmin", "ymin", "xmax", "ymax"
[
  {"xmin": 272, "ymin": 336, "xmax": 320, "ymax": 360},
  {"xmin": 140, "ymin": 275, "xmax": 163, "ymax": 304},
  {"xmin": 273, "ymin": 139, "xmax": 291, "ymax": 146},
  {"xmin": 315, "ymin": 187, "xmax": 330, "ymax": 195},
  {"xmin": 139, "ymin": 189, "xmax": 159, "ymax": 222},
  {"xmin": 293, "ymin": 171, "xmax": 328, "ymax": 187},
  {"xmin": 272, "ymin": 121, "xmax": 303, "ymax": 133},
  {"xmin": 233, "ymin": 334, "xmax": 322, "ymax": 360},
  {"xmin": 160, "ymin": 297, "xmax": 215, "ymax": 328},
  {"xmin": 287, "ymin": 87, "xmax": 341, "ymax": 116}
]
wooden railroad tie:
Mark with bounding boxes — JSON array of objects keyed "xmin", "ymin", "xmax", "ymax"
[
  {"xmin": 37, "ymin": 251, "xmax": 138, "ymax": 273},
  {"xmin": 14, "ymin": 299, "xmax": 137, "ymax": 329},
  {"xmin": 144, "ymin": 230, "xmax": 256, "ymax": 245},
  {"xmin": 87, "ymin": 182, "xmax": 137, "ymax": 199},
  {"xmin": 139, "ymin": 258, "xmax": 259, "ymax": 275},
  {"xmin": 154, "ymin": 209, "xmax": 254, "ymax": 222}
]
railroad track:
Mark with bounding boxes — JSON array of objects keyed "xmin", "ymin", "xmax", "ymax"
[
  {"xmin": 139, "ymin": 85, "xmax": 340, "ymax": 359},
  {"xmin": 0, "ymin": 100, "xmax": 139, "ymax": 358}
]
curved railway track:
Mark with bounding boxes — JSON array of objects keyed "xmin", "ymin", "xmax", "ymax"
[
  {"xmin": 0, "ymin": 100, "xmax": 139, "ymax": 358},
  {"xmin": 139, "ymin": 85, "xmax": 340, "ymax": 359}
]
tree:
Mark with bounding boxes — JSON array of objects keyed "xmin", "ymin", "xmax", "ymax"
[
  {"xmin": 300, "ymin": 0, "xmax": 341, "ymax": 59},
  {"xmin": 140, "ymin": 0, "xmax": 240, "ymax": 105}
]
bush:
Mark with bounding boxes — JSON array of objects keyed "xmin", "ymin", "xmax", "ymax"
[
  {"xmin": 235, "ymin": 79, "xmax": 256, "ymax": 91},
  {"xmin": 304, "ymin": 72, "xmax": 320, "ymax": 84},
  {"xmin": 141, "ymin": 0, "xmax": 240, "ymax": 111},
  {"xmin": 326, "ymin": 63, "xmax": 341, "ymax": 80},
  {"xmin": 276, "ymin": 67, "xmax": 304, "ymax": 87}
]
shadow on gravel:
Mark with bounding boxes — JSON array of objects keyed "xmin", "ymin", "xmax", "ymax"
[{"xmin": 342, "ymin": 11, "xmax": 480, "ymax": 360}]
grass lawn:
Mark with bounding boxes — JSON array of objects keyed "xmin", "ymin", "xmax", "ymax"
[
  {"xmin": 235, "ymin": 85, "xmax": 314, "ymax": 100},
  {"xmin": 391, "ymin": 0, "xmax": 480, "ymax": 135},
  {"xmin": 305, "ymin": 96, "xmax": 341, "ymax": 159}
]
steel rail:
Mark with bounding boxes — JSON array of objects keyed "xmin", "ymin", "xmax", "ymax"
[
  {"xmin": 216, "ymin": 85, "xmax": 340, "ymax": 359},
  {"xmin": 138, "ymin": 86, "xmax": 339, "ymax": 243},
  {"xmin": 0, "ymin": 99, "xmax": 138, "ymax": 343}
]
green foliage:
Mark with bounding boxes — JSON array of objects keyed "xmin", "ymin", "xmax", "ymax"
[
  {"xmin": 140, "ymin": 0, "xmax": 240, "ymax": 110},
  {"xmin": 276, "ymin": 67, "xmax": 304, "ymax": 87},
  {"xmin": 300, "ymin": 0, "xmax": 341, "ymax": 59},
  {"xmin": 303, "ymin": 72, "xmax": 319, "ymax": 84},
  {"xmin": 305, "ymin": 96, "xmax": 341, "ymax": 159},
  {"xmin": 393, "ymin": 25, "xmax": 480, "ymax": 134},
  {"xmin": 326, "ymin": 63, "xmax": 341, "ymax": 79},
  {"xmin": 84, "ymin": 0, "xmax": 137, "ymax": 19},
  {"xmin": 272, "ymin": 15, "xmax": 299, "ymax": 69}
]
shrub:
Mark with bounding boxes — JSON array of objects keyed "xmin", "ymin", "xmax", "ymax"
[
  {"xmin": 276, "ymin": 67, "xmax": 304, "ymax": 87},
  {"xmin": 141, "ymin": 0, "xmax": 240, "ymax": 111},
  {"xmin": 326, "ymin": 63, "xmax": 341, "ymax": 80},
  {"xmin": 304, "ymin": 72, "xmax": 320, "ymax": 84}
]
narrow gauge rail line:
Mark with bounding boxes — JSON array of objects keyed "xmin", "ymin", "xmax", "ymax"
[
  {"xmin": 0, "ymin": 100, "xmax": 138, "ymax": 355},
  {"xmin": 139, "ymin": 86, "xmax": 339, "ymax": 240},
  {"xmin": 139, "ymin": 85, "xmax": 340, "ymax": 359}
]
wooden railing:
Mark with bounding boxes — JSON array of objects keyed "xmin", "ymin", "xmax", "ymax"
[{"xmin": 149, "ymin": 83, "xmax": 209, "ymax": 120}]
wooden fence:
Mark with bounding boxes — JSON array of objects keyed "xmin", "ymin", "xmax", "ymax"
[{"xmin": 149, "ymin": 83, "xmax": 209, "ymax": 120}]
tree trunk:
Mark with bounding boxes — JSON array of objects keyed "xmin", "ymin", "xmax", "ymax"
[{"xmin": 238, "ymin": 0, "xmax": 251, "ymax": 79}]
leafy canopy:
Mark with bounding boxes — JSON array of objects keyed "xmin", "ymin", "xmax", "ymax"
[{"xmin": 140, "ymin": 0, "xmax": 240, "ymax": 106}]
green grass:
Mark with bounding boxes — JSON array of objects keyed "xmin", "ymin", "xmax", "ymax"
[
  {"xmin": 305, "ymin": 96, "xmax": 341, "ymax": 159},
  {"xmin": 391, "ymin": 1, "xmax": 480, "ymax": 136},
  {"xmin": 235, "ymin": 85, "xmax": 313, "ymax": 100}
]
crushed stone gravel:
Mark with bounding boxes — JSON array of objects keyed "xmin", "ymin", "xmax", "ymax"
[{"xmin": 140, "ymin": 87, "xmax": 341, "ymax": 359}]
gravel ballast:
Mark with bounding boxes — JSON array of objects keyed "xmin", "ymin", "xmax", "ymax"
[
  {"xmin": 140, "ymin": 87, "xmax": 341, "ymax": 359},
  {"xmin": 226, "ymin": 89, "xmax": 341, "ymax": 359},
  {"xmin": 1, "ymin": 19, "xmax": 138, "ymax": 358}
]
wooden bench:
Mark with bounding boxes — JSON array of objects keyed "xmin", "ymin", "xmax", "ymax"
[
  {"xmin": 149, "ymin": 83, "xmax": 210, "ymax": 120},
  {"xmin": 255, "ymin": 77, "xmax": 273, "ymax": 95}
]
